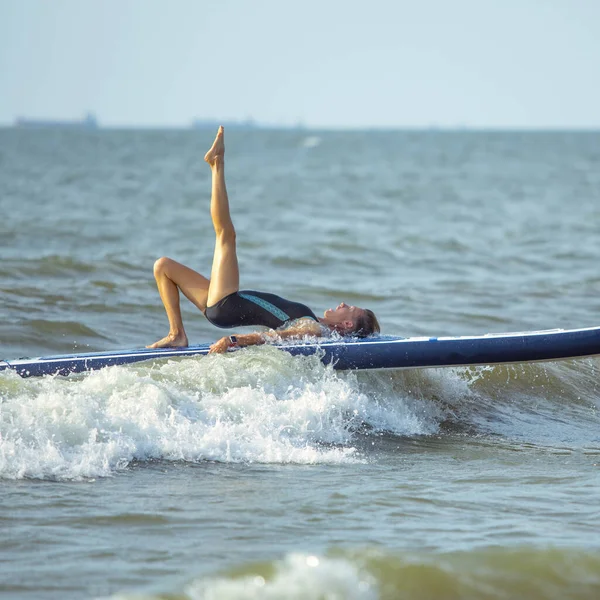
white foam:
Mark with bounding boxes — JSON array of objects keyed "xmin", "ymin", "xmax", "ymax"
[
  {"xmin": 0, "ymin": 347, "xmax": 445, "ymax": 480},
  {"xmin": 185, "ymin": 553, "xmax": 377, "ymax": 600}
]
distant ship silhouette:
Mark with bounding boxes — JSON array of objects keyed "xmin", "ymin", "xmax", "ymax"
[{"xmin": 15, "ymin": 113, "xmax": 98, "ymax": 129}]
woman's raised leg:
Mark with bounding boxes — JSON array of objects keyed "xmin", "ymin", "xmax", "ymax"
[
  {"xmin": 147, "ymin": 127, "xmax": 238, "ymax": 348},
  {"xmin": 203, "ymin": 126, "xmax": 240, "ymax": 307}
]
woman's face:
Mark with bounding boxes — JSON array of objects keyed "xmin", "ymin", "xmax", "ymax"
[{"xmin": 323, "ymin": 302, "xmax": 364, "ymax": 327}]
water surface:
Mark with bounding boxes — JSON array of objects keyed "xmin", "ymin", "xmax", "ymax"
[{"xmin": 1, "ymin": 128, "xmax": 600, "ymax": 599}]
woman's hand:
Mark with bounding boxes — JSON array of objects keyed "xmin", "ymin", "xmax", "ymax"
[{"xmin": 209, "ymin": 336, "xmax": 231, "ymax": 354}]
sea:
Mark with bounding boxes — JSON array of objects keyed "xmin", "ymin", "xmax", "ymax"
[{"xmin": 1, "ymin": 127, "xmax": 600, "ymax": 599}]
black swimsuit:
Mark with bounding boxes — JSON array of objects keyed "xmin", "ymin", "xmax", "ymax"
[{"xmin": 205, "ymin": 290, "xmax": 318, "ymax": 330}]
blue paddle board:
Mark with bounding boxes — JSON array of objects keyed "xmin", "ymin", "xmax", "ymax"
[{"xmin": 1, "ymin": 326, "xmax": 600, "ymax": 378}]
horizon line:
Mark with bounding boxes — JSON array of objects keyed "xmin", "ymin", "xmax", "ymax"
[{"xmin": 2, "ymin": 122, "xmax": 600, "ymax": 132}]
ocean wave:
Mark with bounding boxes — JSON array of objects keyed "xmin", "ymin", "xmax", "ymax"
[
  {"xmin": 450, "ymin": 360, "xmax": 600, "ymax": 442},
  {"xmin": 2, "ymin": 345, "xmax": 600, "ymax": 480},
  {"xmin": 366, "ymin": 359, "xmax": 600, "ymax": 445},
  {"xmin": 1, "ymin": 254, "xmax": 97, "ymax": 277},
  {"xmin": 0, "ymin": 348, "xmax": 443, "ymax": 480},
  {"xmin": 0, "ymin": 254, "xmax": 148, "ymax": 281},
  {"xmin": 106, "ymin": 547, "xmax": 600, "ymax": 600}
]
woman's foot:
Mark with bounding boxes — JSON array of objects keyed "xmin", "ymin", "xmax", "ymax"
[
  {"xmin": 147, "ymin": 331, "xmax": 189, "ymax": 349},
  {"xmin": 204, "ymin": 126, "xmax": 225, "ymax": 166}
]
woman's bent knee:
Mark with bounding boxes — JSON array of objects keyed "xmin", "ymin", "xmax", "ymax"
[{"xmin": 153, "ymin": 256, "xmax": 172, "ymax": 277}]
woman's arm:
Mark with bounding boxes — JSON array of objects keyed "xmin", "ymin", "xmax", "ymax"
[{"xmin": 208, "ymin": 319, "xmax": 323, "ymax": 354}]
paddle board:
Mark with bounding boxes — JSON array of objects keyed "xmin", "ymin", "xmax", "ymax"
[{"xmin": 1, "ymin": 326, "xmax": 600, "ymax": 378}]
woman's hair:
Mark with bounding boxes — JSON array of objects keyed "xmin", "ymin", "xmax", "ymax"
[{"xmin": 352, "ymin": 309, "xmax": 381, "ymax": 338}]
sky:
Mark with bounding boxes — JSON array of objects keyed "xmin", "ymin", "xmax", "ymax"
[{"xmin": 0, "ymin": 0, "xmax": 599, "ymax": 129}]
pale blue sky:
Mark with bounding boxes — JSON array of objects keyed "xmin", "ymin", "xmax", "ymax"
[{"xmin": 1, "ymin": 0, "xmax": 599, "ymax": 128}]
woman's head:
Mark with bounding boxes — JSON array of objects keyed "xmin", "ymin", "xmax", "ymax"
[{"xmin": 322, "ymin": 303, "xmax": 381, "ymax": 337}]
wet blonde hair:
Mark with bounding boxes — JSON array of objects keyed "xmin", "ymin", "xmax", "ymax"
[{"xmin": 352, "ymin": 309, "xmax": 380, "ymax": 338}]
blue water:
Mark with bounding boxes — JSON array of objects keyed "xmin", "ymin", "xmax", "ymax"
[{"xmin": 1, "ymin": 128, "xmax": 600, "ymax": 599}]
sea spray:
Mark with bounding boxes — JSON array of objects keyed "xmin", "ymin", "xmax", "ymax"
[
  {"xmin": 0, "ymin": 347, "xmax": 445, "ymax": 480},
  {"xmin": 3, "ymin": 349, "xmax": 599, "ymax": 480}
]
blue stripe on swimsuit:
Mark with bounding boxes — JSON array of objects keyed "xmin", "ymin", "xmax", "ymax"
[{"xmin": 238, "ymin": 292, "xmax": 290, "ymax": 322}]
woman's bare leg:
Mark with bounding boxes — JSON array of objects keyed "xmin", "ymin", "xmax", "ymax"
[
  {"xmin": 147, "ymin": 126, "xmax": 238, "ymax": 348},
  {"xmin": 147, "ymin": 258, "xmax": 210, "ymax": 348},
  {"xmin": 204, "ymin": 126, "xmax": 240, "ymax": 307}
]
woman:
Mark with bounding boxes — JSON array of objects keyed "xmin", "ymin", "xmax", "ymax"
[{"xmin": 148, "ymin": 127, "xmax": 380, "ymax": 354}]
